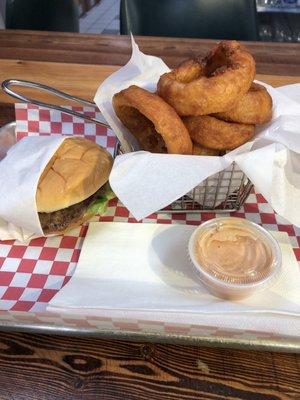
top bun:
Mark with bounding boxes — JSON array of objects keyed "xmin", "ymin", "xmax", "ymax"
[{"xmin": 36, "ymin": 137, "xmax": 113, "ymax": 213}]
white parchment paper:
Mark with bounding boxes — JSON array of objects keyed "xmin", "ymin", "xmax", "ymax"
[
  {"xmin": 94, "ymin": 38, "xmax": 300, "ymax": 225},
  {"xmin": 0, "ymin": 136, "xmax": 67, "ymax": 241}
]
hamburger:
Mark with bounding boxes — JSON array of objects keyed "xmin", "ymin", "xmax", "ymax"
[{"xmin": 36, "ymin": 137, "xmax": 113, "ymax": 235}]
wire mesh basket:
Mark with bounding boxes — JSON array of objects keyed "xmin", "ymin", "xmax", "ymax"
[{"xmin": 114, "ymin": 142, "xmax": 253, "ymax": 214}]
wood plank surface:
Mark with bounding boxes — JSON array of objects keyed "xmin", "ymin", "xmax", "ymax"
[
  {"xmin": 0, "ymin": 30, "xmax": 300, "ymax": 75},
  {"xmin": 0, "ymin": 31, "xmax": 299, "ymax": 106},
  {"xmin": 0, "ymin": 332, "xmax": 299, "ymax": 400},
  {"xmin": 0, "ymin": 59, "xmax": 299, "ymax": 106},
  {"xmin": 0, "ymin": 103, "xmax": 15, "ymax": 125}
]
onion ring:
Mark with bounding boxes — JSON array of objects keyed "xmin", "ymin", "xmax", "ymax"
[
  {"xmin": 157, "ymin": 40, "xmax": 255, "ymax": 116},
  {"xmin": 113, "ymin": 85, "xmax": 193, "ymax": 154},
  {"xmin": 213, "ymin": 83, "xmax": 273, "ymax": 124},
  {"xmin": 193, "ymin": 143, "xmax": 220, "ymax": 156},
  {"xmin": 183, "ymin": 115, "xmax": 255, "ymax": 151}
]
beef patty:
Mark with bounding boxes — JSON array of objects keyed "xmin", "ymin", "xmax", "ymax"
[{"xmin": 38, "ymin": 186, "xmax": 105, "ymax": 233}]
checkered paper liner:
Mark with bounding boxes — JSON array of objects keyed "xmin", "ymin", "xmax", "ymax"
[{"xmin": 0, "ymin": 103, "xmax": 299, "ymax": 341}]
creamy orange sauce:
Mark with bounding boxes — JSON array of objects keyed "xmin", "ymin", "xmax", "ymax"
[{"xmin": 195, "ymin": 221, "xmax": 274, "ymax": 284}]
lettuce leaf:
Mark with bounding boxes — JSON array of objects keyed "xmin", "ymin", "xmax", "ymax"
[{"xmin": 86, "ymin": 183, "xmax": 115, "ymax": 216}]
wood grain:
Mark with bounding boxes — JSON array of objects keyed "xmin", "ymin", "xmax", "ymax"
[
  {"xmin": 0, "ymin": 60, "xmax": 299, "ymax": 106},
  {"xmin": 0, "ymin": 332, "xmax": 299, "ymax": 400},
  {"xmin": 0, "ymin": 59, "xmax": 119, "ymax": 104},
  {"xmin": 0, "ymin": 30, "xmax": 300, "ymax": 74},
  {"xmin": 0, "ymin": 103, "xmax": 15, "ymax": 125},
  {"xmin": 0, "ymin": 31, "xmax": 299, "ymax": 106}
]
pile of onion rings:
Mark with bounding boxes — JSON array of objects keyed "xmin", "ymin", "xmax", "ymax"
[{"xmin": 112, "ymin": 40, "xmax": 273, "ymax": 155}]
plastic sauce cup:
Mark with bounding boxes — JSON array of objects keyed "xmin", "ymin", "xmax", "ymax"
[{"xmin": 188, "ymin": 217, "xmax": 282, "ymax": 300}]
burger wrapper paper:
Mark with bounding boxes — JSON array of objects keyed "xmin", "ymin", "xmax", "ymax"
[
  {"xmin": 48, "ymin": 224, "xmax": 300, "ymax": 337},
  {"xmin": 0, "ymin": 136, "xmax": 67, "ymax": 241},
  {"xmin": 94, "ymin": 37, "xmax": 300, "ymax": 226}
]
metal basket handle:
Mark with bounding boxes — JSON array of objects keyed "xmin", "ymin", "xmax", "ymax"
[{"xmin": 1, "ymin": 79, "xmax": 110, "ymax": 128}]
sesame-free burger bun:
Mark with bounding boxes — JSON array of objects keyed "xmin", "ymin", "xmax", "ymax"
[
  {"xmin": 37, "ymin": 137, "xmax": 112, "ymax": 212},
  {"xmin": 36, "ymin": 137, "xmax": 113, "ymax": 234}
]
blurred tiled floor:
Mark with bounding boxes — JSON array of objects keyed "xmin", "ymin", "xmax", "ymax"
[{"xmin": 80, "ymin": 0, "xmax": 120, "ymax": 34}]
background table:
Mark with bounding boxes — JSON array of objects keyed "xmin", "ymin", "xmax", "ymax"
[
  {"xmin": 0, "ymin": 29, "xmax": 300, "ymax": 106},
  {"xmin": 0, "ymin": 30, "xmax": 299, "ymax": 399}
]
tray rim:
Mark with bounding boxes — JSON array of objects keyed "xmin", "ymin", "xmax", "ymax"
[{"xmin": 0, "ymin": 320, "xmax": 299, "ymax": 353}]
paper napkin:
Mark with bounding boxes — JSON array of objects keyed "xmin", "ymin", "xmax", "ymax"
[
  {"xmin": 49, "ymin": 222, "xmax": 300, "ymax": 336},
  {"xmin": 0, "ymin": 136, "xmax": 66, "ymax": 241}
]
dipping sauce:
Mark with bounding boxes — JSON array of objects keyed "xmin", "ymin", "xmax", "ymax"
[
  {"xmin": 195, "ymin": 220, "xmax": 273, "ymax": 285},
  {"xmin": 188, "ymin": 217, "xmax": 282, "ymax": 299}
]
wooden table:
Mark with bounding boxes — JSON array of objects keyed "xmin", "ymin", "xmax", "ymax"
[
  {"xmin": 0, "ymin": 30, "xmax": 300, "ymax": 106},
  {"xmin": 0, "ymin": 30, "xmax": 299, "ymax": 400},
  {"xmin": 0, "ymin": 332, "xmax": 299, "ymax": 399}
]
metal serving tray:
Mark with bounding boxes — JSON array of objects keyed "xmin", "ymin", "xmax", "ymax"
[
  {"xmin": 1, "ymin": 74, "xmax": 299, "ymax": 352},
  {"xmin": 1, "ymin": 317, "xmax": 300, "ymax": 353},
  {"xmin": 0, "ymin": 121, "xmax": 299, "ymax": 353}
]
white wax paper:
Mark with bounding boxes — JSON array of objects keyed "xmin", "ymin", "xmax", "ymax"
[
  {"xmin": 0, "ymin": 136, "xmax": 67, "ymax": 241},
  {"xmin": 94, "ymin": 38, "xmax": 300, "ymax": 225}
]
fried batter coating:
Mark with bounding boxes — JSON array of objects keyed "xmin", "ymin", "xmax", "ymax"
[
  {"xmin": 213, "ymin": 83, "xmax": 273, "ymax": 125},
  {"xmin": 184, "ymin": 115, "xmax": 255, "ymax": 151},
  {"xmin": 157, "ymin": 41, "xmax": 255, "ymax": 116},
  {"xmin": 113, "ymin": 85, "xmax": 193, "ymax": 154},
  {"xmin": 192, "ymin": 143, "xmax": 220, "ymax": 156}
]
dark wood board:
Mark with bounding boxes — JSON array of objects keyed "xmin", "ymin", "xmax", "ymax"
[{"xmin": 0, "ymin": 332, "xmax": 299, "ymax": 400}]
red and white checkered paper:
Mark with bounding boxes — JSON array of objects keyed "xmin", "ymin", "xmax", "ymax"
[{"xmin": 0, "ymin": 103, "xmax": 299, "ymax": 316}]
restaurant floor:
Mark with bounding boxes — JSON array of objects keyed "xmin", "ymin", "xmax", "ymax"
[{"xmin": 80, "ymin": 0, "xmax": 120, "ymax": 35}]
